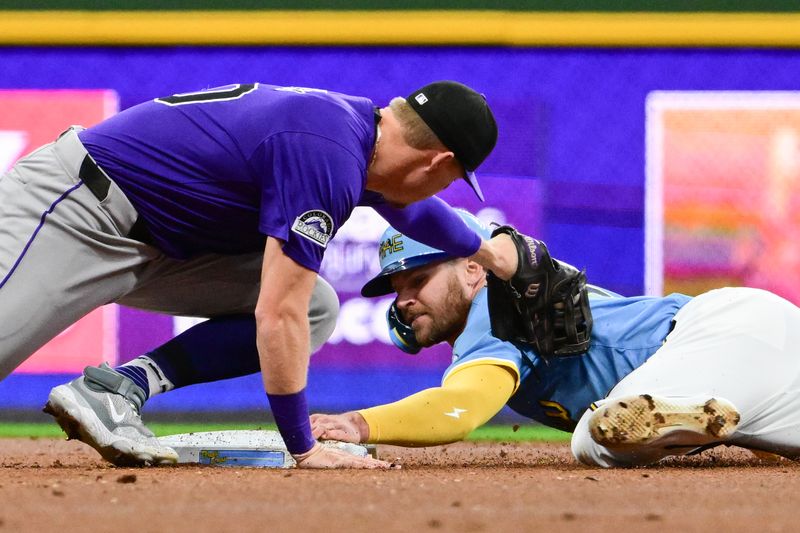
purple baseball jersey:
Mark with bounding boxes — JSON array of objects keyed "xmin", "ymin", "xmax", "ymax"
[{"xmin": 79, "ymin": 83, "xmax": 481, "ymax": 271}]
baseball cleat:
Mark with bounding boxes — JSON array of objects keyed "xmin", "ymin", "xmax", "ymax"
[
  {"xmin": 43, "ymin": 363, "xmax": 178, "ymax": 467},
  {"xmin": 589, "ymin": 394, "xmax": 740, "ymax": 449}
]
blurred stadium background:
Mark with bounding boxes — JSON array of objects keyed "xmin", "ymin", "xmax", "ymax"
[{"xmin": 1, "ymin": 1, "xmax": 799, "ymax": 430}]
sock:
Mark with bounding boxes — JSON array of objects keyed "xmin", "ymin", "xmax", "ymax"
[
  {"xmin": 115, "ymin": 355, "xmax": 174, "ymax": 400},
  {"xmin": 142, "ymin": 314, "xmax": 261, "ymax": 390}
]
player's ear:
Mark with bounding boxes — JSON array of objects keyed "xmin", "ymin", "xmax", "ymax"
[
  {"xmin": 426, "ymin": 151, "xmax": 456, "ymax": 172},
  {"xmin": 465, "ymin": 260, "xmax": 485, "ymax": 287}
]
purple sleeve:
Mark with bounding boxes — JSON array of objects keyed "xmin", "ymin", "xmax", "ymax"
[
  {"xmin": 257, "ymin": 133, "xmax": 363, "ymax": 272},
  {"xmin": 367, "ymin": 195, "xmax": 482, "ymax": 257}
]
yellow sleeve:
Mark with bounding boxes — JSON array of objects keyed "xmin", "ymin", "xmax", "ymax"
[{"xmin": 358, "ymin": 363, "xmax": 518, "ymax": 446}]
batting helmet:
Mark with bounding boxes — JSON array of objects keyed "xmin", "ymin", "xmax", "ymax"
[{"xmin": 361, "ymin": 209, "xmax": 492, "ymax": 354}]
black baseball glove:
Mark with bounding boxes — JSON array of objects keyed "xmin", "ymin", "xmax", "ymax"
[{"xmin": 486, "ymin": 225, "xmax": 593, "ymax": 357}]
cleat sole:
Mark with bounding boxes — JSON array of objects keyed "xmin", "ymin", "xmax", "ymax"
[{"xmin": 589, "ymin": 394, "xmax": 740, "ymax": 449}]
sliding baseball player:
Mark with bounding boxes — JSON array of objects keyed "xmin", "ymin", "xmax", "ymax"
[{"xmin": 311, "ymin": 210, "xmax": 800, "ymax": 467}]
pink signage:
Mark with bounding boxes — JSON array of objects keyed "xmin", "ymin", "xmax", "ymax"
[
  {"xmin": 1, "ymin": 90, "xmax": 119, "ymax": 374},
  {"xmin": 647, "ymin": 91, "xmax": 800, "ymax": 304}
]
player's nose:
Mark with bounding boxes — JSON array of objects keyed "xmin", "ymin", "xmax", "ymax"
[{"xmin": 395, "ymin": 294, "xmax": 417, "ymax": 316}]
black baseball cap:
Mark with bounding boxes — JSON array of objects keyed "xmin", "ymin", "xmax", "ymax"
[{"xmin": 406, "ymin": 81, "xmax": 498, "ymax": 201}]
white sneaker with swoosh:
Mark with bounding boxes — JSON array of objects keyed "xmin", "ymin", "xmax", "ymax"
[
  {"xmin": 106, "ymin": 397, "xmax": 128, "ymax": 424},
  {"xmin": 44, "ymin": 365, "xmax": 178, "ymax": 466}
]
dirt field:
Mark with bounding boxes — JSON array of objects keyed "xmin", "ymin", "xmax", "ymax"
[{"xmin": 2, "ymin": 438, "xmax": 799, "ymax": 532}]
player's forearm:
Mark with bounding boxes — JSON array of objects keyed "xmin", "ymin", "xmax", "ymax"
[
  {"xmin": 256, "ymin": 309, "xmax": 310, "ymax": 394},
  {"xmin": 256, "ymin": 237, "xmax": 318, "ymax": 456},
  {"xmin": 256, "ymin": 237, "xmax": 316, "ymax": 394},
  {"xmin": 359, "ymin": 388, "xmax": 480, "ymax": 446},
  {"xmin": 470, "ymin": 234, "xmax": 518, "ymax": 281},
  {"xmin": 358, "ymin": 364, "xmax": 516, "ymax": 446},
  {"xmin": 256, "ymin": 309, "xmax": 317, "ymax": 456},
  {"xmin": 372, "ymin": 196, "xmax": 482, "ymax": 258}
]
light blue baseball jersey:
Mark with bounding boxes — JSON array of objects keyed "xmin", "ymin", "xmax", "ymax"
[{"xmin": 443, "ymin": 289, "xmax": 692, "ymax": 432}]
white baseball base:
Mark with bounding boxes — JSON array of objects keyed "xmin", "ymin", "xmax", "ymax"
[{"xmin": 157, "ymin": 430, "xmax": 376, "ymax": 468}]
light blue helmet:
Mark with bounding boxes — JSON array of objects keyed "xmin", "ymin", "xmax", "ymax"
[
  {"xmin": 361, "ymin": 210, "xmax": 492, "ymax": 355},
  {"xmin": 361, "ymin": 209, "xmax": 492, "ymax": 298}
]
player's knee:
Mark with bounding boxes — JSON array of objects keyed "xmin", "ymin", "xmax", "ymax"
[{"xmin": 309, "ymin": 277, "xmax": 340, "ymax": 352}]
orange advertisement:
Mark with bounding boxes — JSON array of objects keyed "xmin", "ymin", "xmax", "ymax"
[
  {"xmin": 646, "ymin": 92, "xmax": 800, "ymax": 304},
  {"xmin": 0, "ymin": 90, "xmax": 120, "ymax": 374}
]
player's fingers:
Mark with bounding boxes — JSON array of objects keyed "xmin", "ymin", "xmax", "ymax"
[
  {"xmin": 352, "ymin": 455, "xmax": 400, "ymax": 470},
  {"xmin": 326, "ymin": 449, "xmax": 396, "ymax": 470},
  {"xmin": 314, "ymin": 422, "xmax": 349, "ymax": 441},
  {"xmin": 313, "ymin": 420, "xmax": 333, "ymax": 432},
  {"xmin": 310, "ymin": 414, "xmax": 339, "ymax": 429},
  {"xmin": 320, "ymin": 428, "xmax": 357, "ymax": 443},
  {"xmin": 295, "ymin": 446, "xmax": 398, "ymax": 469},
  {"xmin": 310, "ymin": 416, "xmax": 339, "ymax": 436}
]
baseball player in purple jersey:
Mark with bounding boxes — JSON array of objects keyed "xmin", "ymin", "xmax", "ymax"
[{"xmin": 0, "ymin": 81, "xmax": 518, "ymax": 468}]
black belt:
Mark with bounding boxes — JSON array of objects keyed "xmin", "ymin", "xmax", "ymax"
[{"xmin": 79, "ymin": 154, "xmax": 154, "ymax": 246}]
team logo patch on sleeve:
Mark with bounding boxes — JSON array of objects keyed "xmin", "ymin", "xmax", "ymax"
[{"xmin": 291, "ymin": 210, "xmax": 334, "ymax": 248}]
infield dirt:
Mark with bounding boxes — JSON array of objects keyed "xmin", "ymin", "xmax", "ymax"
[{"xmin": 2, "ymin": 438, "xmax": 798, "ymax": 532}]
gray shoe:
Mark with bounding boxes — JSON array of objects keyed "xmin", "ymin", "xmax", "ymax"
[{"xmin": 43, "ymin": 363, "xmax": 178, "ymax": 466}]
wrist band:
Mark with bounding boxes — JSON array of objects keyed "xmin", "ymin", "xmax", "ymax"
[{"xmin": 267, "ymin": 389, "xmax": 316, "ymax": 455}]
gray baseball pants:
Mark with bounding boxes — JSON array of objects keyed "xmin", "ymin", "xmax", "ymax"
[{"xmin": 0, "ymin": 128, "xmax": 338, "ymax": 380}]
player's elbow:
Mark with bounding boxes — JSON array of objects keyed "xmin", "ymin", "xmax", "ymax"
[
  {"xmin": 428, "ymin": 416, "xmax": 484, "ymax": 445},
  {"xmin": 454, "ymin": 415, "xmax": 485, "ymax": 441},
  {"xmin": 447, "ymin": 427, "xmax": 476, "ymax": 443}
]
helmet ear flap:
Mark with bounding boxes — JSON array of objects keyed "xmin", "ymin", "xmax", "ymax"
[{"xmin": 386, "ymin": 299, "xmax": 422, "ymax": 355}]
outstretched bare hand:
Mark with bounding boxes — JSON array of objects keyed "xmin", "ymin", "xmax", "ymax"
[
  {"xmin": 310, "ymin": 411, "xmax": 368, "ymax": 443},
  {"xmin": 293, "ymin": 442, "xmax": 398, "ymax": 469}
]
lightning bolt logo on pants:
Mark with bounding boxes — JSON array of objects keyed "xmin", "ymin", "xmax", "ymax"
[{"xmin": 444, "ymin": 407, "xmax": 467, "ymax": 419}]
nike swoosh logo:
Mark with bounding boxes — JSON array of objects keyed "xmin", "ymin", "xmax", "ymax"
[{"xmin": 106, "ymin": 397, "xmax": 127, "ymax": 424}]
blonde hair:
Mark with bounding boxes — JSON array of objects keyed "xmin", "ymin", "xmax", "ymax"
[{"xmin": 389, "ymin": 97, "xmax": 442, "ymax": 150}]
